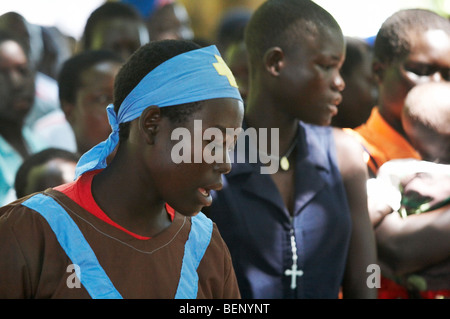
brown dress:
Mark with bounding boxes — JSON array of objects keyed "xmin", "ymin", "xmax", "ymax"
[{"xmin": 0, "ymin": 189, "xmax": 240, "ymax": 299}]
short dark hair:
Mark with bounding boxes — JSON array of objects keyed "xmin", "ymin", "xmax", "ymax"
[
  {"xmin": 216, "ymin": 8, "xmax": 252, "ymax": 53},
  {"xmin": 374, "ymin": 9, "xmax": 450, "ymax": 64},
  {"xmin": 245, "ymin": 0, "xmax": 342, "ymax": 65},
  {"xmin": 341, "ymin": 37, "xmax": 373, "ymax": 77},
  {"xmin": 58, "ymin": 49, "xmax": 124, "ymax": 104},
  {"xmin": 81, "ymin": 2, "xmax": 144, "ymax": 50},
  {"xmin": 14, "ymin": 148, "xmax": 80, "ymax": 198},
  {"xmin": 113, "ymin": 39, "xmax": 203, "ymax": 141}
]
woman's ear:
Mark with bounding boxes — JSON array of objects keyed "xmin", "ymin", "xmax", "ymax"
[
  {"xmin": 139, "ymin": 105, "xmax": 161, "ymax": 145},
  {"xmin": 263, "ymin": 47, "xmax": 284, "ymax": 76}
]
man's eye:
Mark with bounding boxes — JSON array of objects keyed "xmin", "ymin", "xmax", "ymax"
[{"xmin": 404, "ymin": 63, "xmax": 434, "ymax": 76}]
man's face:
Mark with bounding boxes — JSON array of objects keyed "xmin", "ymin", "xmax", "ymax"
[
  {"xmin": 90, "ymin": 18, "xmax": 149, "ymax": 60},
  {"xmin": 378, "ymin": 29, "xmax": 450, "ymax": 122},
  {"xmin": 147, "ymin": 3, "xmax": 194, "ymax": 41},
  {"xmin": 0, "ymin": 40, "xmax": 35, "ymax": 124}
]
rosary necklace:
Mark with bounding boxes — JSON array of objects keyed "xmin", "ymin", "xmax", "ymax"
[{"xmin": 285, "ymin": 228, "xmax": 303, "ymax": 289}]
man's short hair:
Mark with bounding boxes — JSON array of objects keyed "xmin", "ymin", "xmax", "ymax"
[
  {"xmin": 14, "ymin": 148, "xmax": 80, "ymax": 198},
  {"xmin": 58, "ymin": 50, "xmax": 124, "ymax": 104},
  {"xmin": 374, "ymin": 8, "xmax": 450, "ymax": 64},
  {"xmin": 81, "ymin": 2, "xmax": 144, "ymax": 50},
  {"xmin": 244, "ymin": 0, "xmax": 341, "ymax": 65}
]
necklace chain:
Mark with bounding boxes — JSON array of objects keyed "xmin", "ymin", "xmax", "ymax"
[
  {"xmin": 257, "ymin": 135, "xmax": 298, "ymax": 161},
  {"xmin": 248, "ymin": 130, "xmax": 298, "ymax": 171},
  {"xmin": 281, "ymin": 136, "xmax": 298, "ymax": 159}
]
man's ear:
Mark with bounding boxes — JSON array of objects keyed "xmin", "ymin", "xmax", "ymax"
[
  {"xmin": 263, "ymin": 47, "xmax": 284, "ymax": 76},
  {"xmin": 139, "ymin": 105, "xmax": 161, "ymax": 145}
]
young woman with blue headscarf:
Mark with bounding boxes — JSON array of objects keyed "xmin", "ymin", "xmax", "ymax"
[{"xmin": 0, "ymin": 39, "xmax": 244, "ymax": 299}]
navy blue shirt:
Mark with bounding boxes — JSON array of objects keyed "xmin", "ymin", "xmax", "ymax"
[{"xmin": 208, "ymin": 122, "xmax": 352, "ymax": 298}]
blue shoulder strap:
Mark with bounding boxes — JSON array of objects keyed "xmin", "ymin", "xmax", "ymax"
[
  {"xmin": 22, "ymin": 193, "xmax": 213, "ymax": 299},
  {"xmin": 22, "ymin": 193, "xmax": 123, "ymax": 299},
  {"xmin": 174, "ymin": 212, "xmax": 213, "ymax": 298}
]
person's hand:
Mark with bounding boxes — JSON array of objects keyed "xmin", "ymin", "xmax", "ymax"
[{"xmin": 367, "ymin": 178, "xmax": 401, "ymax": 227}]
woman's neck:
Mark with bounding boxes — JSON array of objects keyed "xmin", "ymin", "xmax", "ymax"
[
  {"xmin": 91, "ymin": 149, "xmax": 171, "ymax": 237},
  {"xmin": 245, "ymin": 97, "xmax": 299, "ymax": 155}
]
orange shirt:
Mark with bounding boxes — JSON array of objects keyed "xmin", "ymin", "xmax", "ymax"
[
  {"xmin": 344, "ymin": 107, "xmax": 421, "ymax": 175},
  {"xmin": 345, "ymin": 108, "xmax": 450, "ymax": 299}
]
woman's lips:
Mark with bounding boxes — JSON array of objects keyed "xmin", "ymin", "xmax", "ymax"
[
  {"xmin": 197, "ymin": 182, "xmax": 222, "ymax": 207},
  {"xmin": 198, "ymin": 187, "xmax": 210, "ymax": 197},
  {"xmin": 198, "ymin": 187, "xmax": 212, "ymax": 206}
]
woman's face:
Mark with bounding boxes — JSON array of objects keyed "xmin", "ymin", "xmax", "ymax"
[
  {"xmin": 147, "ymin": 98, "xmax": 244, "ymax": 216},
  {"xmin": 277, "ymin": 26, "xmax": 346, "ymax": 126}
]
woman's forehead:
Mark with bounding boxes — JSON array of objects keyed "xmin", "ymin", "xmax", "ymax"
[{"xmin": 191, "ymin": 98, "xmax": 243, "ymax": 127}]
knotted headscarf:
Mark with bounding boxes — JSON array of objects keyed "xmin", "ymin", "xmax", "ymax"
[{"xmin": 75, "ymin": 45, "xmax": 242, "ymax": 178}]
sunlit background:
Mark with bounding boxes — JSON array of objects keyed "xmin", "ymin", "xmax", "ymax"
[{"xmin": 1, "ymin": 0, "xmax": 449, "ymax": 41}]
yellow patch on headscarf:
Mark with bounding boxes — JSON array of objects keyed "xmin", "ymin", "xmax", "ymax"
[{"xmin": 213, "ymin": 55, "xmax": 238, "ymax": 88}]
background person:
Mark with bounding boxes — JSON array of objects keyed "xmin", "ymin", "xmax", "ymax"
[
  {"xmin": 0, "ymin": 31, "xmax": 48, "ymax": 206},
  {"xmin": 57, "ymin": 49, "xmax": 125, "ymax": 154},
  {"xmin": 14, "ymin": 147, "xmax": 80, "ymax": 199},
  {"xmin": 80, "ymin": 1, "xmax": 150, "ymax": 61},
  {"xmin": 370, "ymin": 81, "xmax": 450, "ymax": 298}
]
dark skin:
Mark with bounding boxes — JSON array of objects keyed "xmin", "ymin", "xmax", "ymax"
[
  {"xmin": 89, "ymin": 18, "xmax": 149, "ymax": 61},
  {"xmin": 373, "ymin": 29, "xmax": 450, "ymax": 276},
  {"xmin": 147, "ymin": 3, "xmax": 194, "ymax": 41},
  {"xmin": 332, "ymin": 38, "xmax": 377, "ymax": 128},
  {"xmin": 62, "ymin": 61, "xmax": 122, "ymax": 154},
  {"xmin": 91, "ymin": 98, "xmax": 243, "ymax": 237},
  {"xmin": 246, "ymin": 26, "xmax": 345, "ymax": 213},
  {"xmin": 245, "ymin": 23, "xmax": 377, "ymax": 298},
  {"xmin": 0, "ymin": 39, "xmax": 35, "ymax": 158},
  {"xmin": 225, "ymin": 41, "xmax": 249, "ymax": 104},
  {"xmin": 374, "ymin": 29, "xmax": 450, "ymax": 139}
]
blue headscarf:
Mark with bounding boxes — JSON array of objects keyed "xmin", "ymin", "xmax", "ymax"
[{"xmin": 74, "ymin": 45, "xmax": 242, "ymax": 178}]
